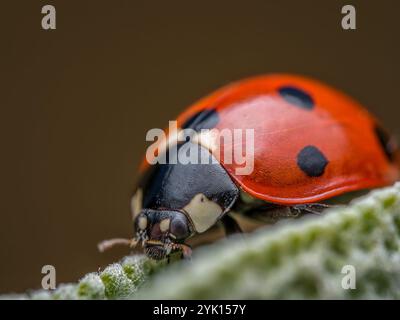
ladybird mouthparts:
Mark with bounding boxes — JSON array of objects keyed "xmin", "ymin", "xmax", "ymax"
[
  {"xmin": 144, "ymin": 245, "xmax": 167, "ymax": 260},
  {"xmin": 134, "ymin": 230, "xmax": 192, "ymax": 260},
  {"xmin": 143, "ymin": 240, "xmax": 172, "ymax": 260}
]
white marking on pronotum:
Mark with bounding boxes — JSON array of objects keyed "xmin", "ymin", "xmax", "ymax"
[
  {"xmin": 138, "ymin": 216, "xmax": 147, "ymax": 230},
  {"xmin": 131, "ymin": 188, "xmax": 143, "ymax": 219},
  {"xmin": 183, "ymin": 193, "xmax": 223, "ymax": 233},
  {"xmin": 159, "ymin": 218, "xmax": 170, "ymax": 232}
]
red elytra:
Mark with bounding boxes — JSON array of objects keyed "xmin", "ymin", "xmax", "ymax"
[{"xmin": 142, "ymin": 74, "xmax": 400, "ymax": 205}]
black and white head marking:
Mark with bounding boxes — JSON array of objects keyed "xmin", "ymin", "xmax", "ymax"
[{"xmin": 132, "ymin": 142, "xmax": 239, "ymax": 259}]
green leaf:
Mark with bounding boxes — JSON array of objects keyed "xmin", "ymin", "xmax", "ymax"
[{"xmin": 2, "ymin": 183, "xmax": 400, "ymax": 299}]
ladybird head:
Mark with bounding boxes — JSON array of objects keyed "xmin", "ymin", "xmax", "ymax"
[
  {"xmin": 131, "ymin": 143, "xmax": 239, "ymax": 260},
  {"xmin": 134, "ymin": 209, "xmax": 193, "ymax": 260}
]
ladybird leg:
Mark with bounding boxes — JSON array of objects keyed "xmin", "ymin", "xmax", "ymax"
[
  {"xmin": 244, "ymin": 205, "xmax": 296, "ymax": 224},
  {"xmin": 220, "ymin": 214, "xmax": 243, "ymax": 236},
  {"xmin": 181, "ymin": 245, "xmax": 192, "ymax": 260},
  {"xmin": 307, "ymin": 203, "xmax": 338, "ymax": 212},
  {"xmin": 171, "ymin": 243, "xmax": 192, "ymax": 260},
  {"xmin": 179, "ymin": 244, "xmax": 192, "ymax": 260},
  {"xmin": 291, "ymin": 203, "xmax": 340, "ymax": 215}
]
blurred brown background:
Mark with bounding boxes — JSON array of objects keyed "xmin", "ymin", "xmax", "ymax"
[{"xmin": 0, "ymin": 0, "xmax": 399, "ymax": 293}]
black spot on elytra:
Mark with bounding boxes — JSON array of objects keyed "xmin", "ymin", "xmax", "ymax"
[
  {"xmin": 278, "ymin": 86, "xmax": 315, "ymax": 110},
  {"xmin": 181, "ymin": 109, "xmax": 219, "ymax": 132},
  {"xmin": 297, "ymin": 145, "xmax": 328, "ymax": 177},
  {"xmin": 374, "ymin": 125, "xmax": 396, "ymax": 161}
]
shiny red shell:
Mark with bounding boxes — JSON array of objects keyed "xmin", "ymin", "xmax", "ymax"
[{"xmin": 142, "ymin": 74, "xmax": 400, "ymax": 205}]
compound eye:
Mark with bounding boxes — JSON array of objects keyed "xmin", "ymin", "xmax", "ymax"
[{"xmin": 170, "ymin": 215, "xmax": 189, "ymax": 240}]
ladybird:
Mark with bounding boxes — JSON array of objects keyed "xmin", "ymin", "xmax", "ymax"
[{"xmin": 99, "ymin": 74, "xmax": 400, "ymax": 260}]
